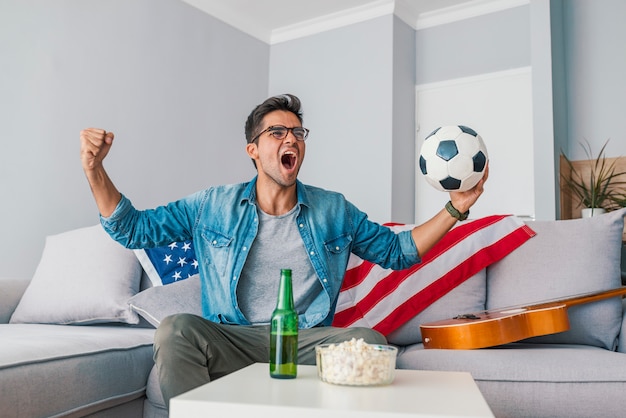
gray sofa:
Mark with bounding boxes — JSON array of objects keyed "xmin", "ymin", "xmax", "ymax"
[{"xmin": 2, "ymin": 209, "xmax": 626, "ymax": 418}]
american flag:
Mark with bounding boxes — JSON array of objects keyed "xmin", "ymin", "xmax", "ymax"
[
  {"xmin": 135, "ymin": 241, "xmax": 199, "ymax": 286},
  {"xmin": 332, "ymin": 215, "xmax": 536, "ymax": 335}
]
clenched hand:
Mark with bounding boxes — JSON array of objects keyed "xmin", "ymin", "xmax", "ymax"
[
  {"xmin": 80, "ymin": 128, "xmax": 114, "ymax": 171},
  {"xmin": 79, "ymin": 128, "xmax": 121, "ymax": 217}
]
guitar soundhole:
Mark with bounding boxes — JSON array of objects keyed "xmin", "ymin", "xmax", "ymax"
[{"xmin": 453, "ymin": 313, "xmax": 480, "ymax": 320}]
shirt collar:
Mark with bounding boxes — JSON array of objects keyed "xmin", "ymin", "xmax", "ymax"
[{"xmin": 241, "ymin": 176, "xmax": 310, "ymax": 209}]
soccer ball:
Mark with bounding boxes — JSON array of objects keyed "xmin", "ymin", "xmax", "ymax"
[{"xmin": 419, "ymin": 125, "xmax": 488, "ymax": 192}]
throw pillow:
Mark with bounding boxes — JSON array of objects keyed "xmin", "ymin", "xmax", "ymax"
[
  {"xmin": 10, "ymin": 225, "xmax": 142, "ymax": 325},
  {"xmin": 134, "ymin": 241, "xmax": 198, "ymax": 286},
  {"xmin": 128, "ymin": 274, "xmax": 202, "ymax": 327},
  {"xmin": 486, "ymin": 208, "xmax": 626, "ymax": 350}
]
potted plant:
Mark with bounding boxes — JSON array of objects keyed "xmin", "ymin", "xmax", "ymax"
[
  {"xmin": 560, "ymin": 139, "xmax": 626, "ymax": 217},
  {"xmin": 609, "ymin": 192, "xmax": 626, "ymax": 211}
]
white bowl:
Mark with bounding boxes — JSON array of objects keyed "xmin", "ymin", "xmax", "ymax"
[{"xmin": 315, "ymin": 340, "xmax": 397, "ymax": 386}]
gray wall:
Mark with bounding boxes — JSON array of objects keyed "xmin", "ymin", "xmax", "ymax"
[
  {"xmin": 414, "ymin": 4, "xmax": 560, "ymax": 219},
  {"xmin": 413, "ymin": 0, "xmax": 626, "ymax": 218},
  {"xmin": 391, "ymin": 17, "xmax": 417, "ymax": 223},
  {"xmin": 3, "ymin": 0, "xmax": 625, "ymax": 277},
  {"xmin": 269, "ymin": 16, "xmax": 417, "ymax": 224},
  {"xmin": 562, "ymin": 0, "xmax": 626, "ymax": 159},
  {"xmin": 269, "ymin": 16, "xmax": 397, "ymax": 224},
  {"xmin": 415, "ymin": 5, "xmax": 531, "ymax": 84},
  {"xmin": 1, "ymin": 0, "xmax": 268, "ymax": 278}
]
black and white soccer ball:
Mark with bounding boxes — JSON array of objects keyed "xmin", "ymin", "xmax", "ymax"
[{"xmin": 419, "ymin": 125, "xmax": 488, "ymax": 192}]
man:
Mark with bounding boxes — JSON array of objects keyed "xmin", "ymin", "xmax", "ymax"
[{"xmin": 80, "ymin": 94, "xmax": 487, "ymax": 407}]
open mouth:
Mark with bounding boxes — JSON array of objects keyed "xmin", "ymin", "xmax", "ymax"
[{"xmin": 281, "ymin": 151, "xmax": 297, "ymax": 170}]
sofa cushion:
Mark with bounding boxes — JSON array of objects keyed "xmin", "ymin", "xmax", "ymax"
[
  {"xmin": 145, "ymin": 365, "xmax": 168, "ymax": 414},
  {"xmin": 619, "ymin": 299, "xmax": 626, "ymax": 353},
  {"xmin": 398, "ymin": 342, "xmax": 626, "ymax": 383},
  {"xmin": 486, "ymin": 208, "xmax": 626, "ymax": 350},
  {"xmin": 10, "ymin": 225, "xmax": 142, "ymax": 325},
  {"xmin": 0, "ymin": 324, "xmax": 155, "ymax": 417},
  {"xmin": 397, "ymin": 342, "xmax": 626, "ymax": 418},
  {"xmin": 128, "ymin": 274, "xmax": 202, "ymax": 327}
]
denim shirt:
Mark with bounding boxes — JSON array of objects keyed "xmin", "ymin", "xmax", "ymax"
[{"xmin": 101, "ymin": 177, "xmax": 420, "ymax": 328}]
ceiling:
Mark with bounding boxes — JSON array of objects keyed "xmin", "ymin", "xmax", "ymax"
[{"xmin": 180, "ymin": 0, "xmax": 477, "ymax": 43}]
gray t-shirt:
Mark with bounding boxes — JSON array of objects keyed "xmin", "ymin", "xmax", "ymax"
[{"xmin": 237, "ymin": 205, "xmax": 322, "ymax": 324}]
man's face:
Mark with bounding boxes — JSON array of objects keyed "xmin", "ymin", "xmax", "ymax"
[{"xmin": 247, "ymin": 110, "xmax": 306, "ymax": 188}]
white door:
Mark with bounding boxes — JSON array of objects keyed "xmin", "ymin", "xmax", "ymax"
[{"xmin": 415, "ymin": 67, "xmax": 534, "ymax": 223}]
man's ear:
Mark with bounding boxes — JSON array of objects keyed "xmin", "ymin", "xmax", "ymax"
[{"xmin": 246, "ymin": 142, "xmax": 258, "ymax": 160}]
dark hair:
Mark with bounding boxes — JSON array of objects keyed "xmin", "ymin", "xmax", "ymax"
[{"xmin": 244, "ymin": 94, "xmax": 303, "ymax": 144}]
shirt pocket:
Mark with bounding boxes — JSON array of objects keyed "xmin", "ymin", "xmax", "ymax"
[
  {"xmin": 200, "ymin": 228, "xmax": 234, "ymax": 276},
  {"xmin": 324, "ymin": 234, "xmax": 352, "ymax": 256}
]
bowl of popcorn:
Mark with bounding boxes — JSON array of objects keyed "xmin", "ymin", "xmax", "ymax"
[{"xmin": 315, "ymin": 338, "xmax": 397, "ymax": 386}]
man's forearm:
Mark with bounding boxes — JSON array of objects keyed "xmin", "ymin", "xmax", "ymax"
[
  {"xmin": 410, "ymin": 208, "xmax": 458, "ymax": 257},
  {"xmin": 85, "ymin": 167, "xmax": 122, "ymax": 217}
]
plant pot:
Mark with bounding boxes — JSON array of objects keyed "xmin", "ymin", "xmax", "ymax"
[{"xmin": 581, "ymin": 208, "xmax": 606, "ymax": 218}]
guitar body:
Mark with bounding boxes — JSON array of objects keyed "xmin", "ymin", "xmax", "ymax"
[
  {"xmin": 420, "ymin": 288, "xmax": 626, "ymax": 349},
  {"xmin": 421, "ymin": 303, "xmax": 570, "ymax": 349}
]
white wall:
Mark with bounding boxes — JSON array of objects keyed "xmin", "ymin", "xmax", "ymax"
[{"xmin": 0, "ymin": 0, "xmax": 268, "ymax": 277}]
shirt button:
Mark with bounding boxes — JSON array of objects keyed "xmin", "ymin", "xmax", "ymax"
[
  {"xmin": 232, "ymin": 275, "xmax": 237, "ymax": 281},
  {"xmin": 310, "ymin": 251, "xmax": 315, "ymax": 256},
  {"xmin": 323, "ymin": 278, "xmax": 328, "ymax": 283},
  {"xmin": 212, "ymin": 240, "xmax": 217, "ymax": 245},
  {"xmin": 335, "ymin": 246, "xmax": 340, "ymax": 251},
  {"xmin": 299, "ymin": 223, "xmax": 304, "ymax": 228},
  {"xmin": 242, "ymin": 246, "xmax": 247, "ymax": 251}
]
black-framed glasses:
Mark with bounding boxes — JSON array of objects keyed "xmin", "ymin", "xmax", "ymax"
[{"xmin": 252, "ymin": 125, "xmax": 309, "ymax": 142}]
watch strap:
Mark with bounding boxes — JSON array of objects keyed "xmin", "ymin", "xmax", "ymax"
[{"xmin": 445, "ymin": 201, "xmax": 469, "ymax": 221}]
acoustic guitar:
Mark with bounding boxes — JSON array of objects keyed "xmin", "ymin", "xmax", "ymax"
[{"xmin": 420, "ymin": 287, "xmax": 626, "ymax": 350}]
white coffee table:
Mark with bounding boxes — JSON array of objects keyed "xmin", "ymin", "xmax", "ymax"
[{"xmin": 170, "ymin": 363, "xmax": 494, "ymax": 417}]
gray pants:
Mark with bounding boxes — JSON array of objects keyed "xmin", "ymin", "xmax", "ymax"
[{"xmin": 154, "ymin": 313, "xmax": 386, "ymax": 408}]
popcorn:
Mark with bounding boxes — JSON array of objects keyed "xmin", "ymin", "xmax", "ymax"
[{"xmin": 315, "ymin": 338, "xmax": 397, "ymax": 386}]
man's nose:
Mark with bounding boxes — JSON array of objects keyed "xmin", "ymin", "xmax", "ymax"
[{"xmin": 283, "ymin": 131, "xmax": 296, "ymax": 144}]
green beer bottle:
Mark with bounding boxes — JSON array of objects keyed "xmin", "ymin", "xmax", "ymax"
[{"xmin": 269, "ymin": 269, "xmax": 298, "ymax": 379}]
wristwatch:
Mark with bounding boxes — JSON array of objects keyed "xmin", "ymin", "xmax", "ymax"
[{"xmin": 445, "ymin": 201, "xmax": 469, "ymax": 221}]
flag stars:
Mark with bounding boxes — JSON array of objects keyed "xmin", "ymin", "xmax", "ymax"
[{"xmin": 145, "ymin": 240, "xmax": 197, "ymax": 285}]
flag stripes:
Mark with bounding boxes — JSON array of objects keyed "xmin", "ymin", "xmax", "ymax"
[{"xmin": 332, "ymin": 215, "xmax": 535, "ymax": 335}]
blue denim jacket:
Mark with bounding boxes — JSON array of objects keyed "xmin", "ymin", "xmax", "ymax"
[{"xmin": 101, "ymin": 177, "xmax": 420, "ymax": 328}]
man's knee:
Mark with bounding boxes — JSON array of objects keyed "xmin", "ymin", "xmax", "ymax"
[{"xmin": 154, "ymin": 313, "xmax": 201, "ymax": 350}]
